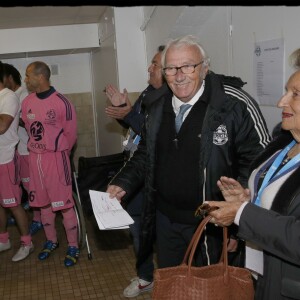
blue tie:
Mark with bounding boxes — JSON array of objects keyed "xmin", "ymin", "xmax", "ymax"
[{"xmin": 175, "ymin": 104, "xmax": 191, "ymax": 133}]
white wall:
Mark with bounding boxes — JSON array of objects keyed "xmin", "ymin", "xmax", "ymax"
[
  {"xmin": 144, "ymin": 6, "xmax": 185, "ymax": 64},
  {"xmin": 170, "ymin": 6, "xmax": 231, "ymax": 74},
  {"xmin": 143, "ymin": 6, "xmax": 230, "ymax": 73},
  {"xmin": 227, "ymin": 6, "xmax": 299, "ymax": 133},
  {"xmin": 91, "ymin": 7, "xmax": 122, "ymax": 156},
  {"xmin": 0, "ymin": 24, "xmax": 99, "ymax": 55},
  {"xmin": 2, "ymin": 53, "xmax": 93, "ymax": 94},
  {"xmin": 114, "ymin": 7, "xmax": 147, "ymax": 92},
  {"xmin": 90, "ymin": 6, "xmax": 149, "ymax": 156}
]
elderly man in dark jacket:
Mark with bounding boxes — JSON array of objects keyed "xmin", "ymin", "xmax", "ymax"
[{"xmin": 107, "ymin": 35, "xmax": 271, "ymax": 271}]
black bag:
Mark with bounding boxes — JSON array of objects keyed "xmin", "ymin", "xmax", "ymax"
[{"xmin": 77, "ymin": 152, "xmax": 127, "ymax": 216}]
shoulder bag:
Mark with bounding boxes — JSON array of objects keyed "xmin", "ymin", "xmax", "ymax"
[{"xmin": 152, "ymin": 215, "xmax": 254, "ymax": 300}]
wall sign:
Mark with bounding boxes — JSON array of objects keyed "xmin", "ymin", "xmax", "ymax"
[{"xmin": 254, "ymin": 38, "xmax": 284, "ymax": 106}]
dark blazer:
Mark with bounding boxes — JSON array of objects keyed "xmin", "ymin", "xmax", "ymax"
[{"xmin": 239, "ymin": 132, "xmax": 300, "ymax": 300}]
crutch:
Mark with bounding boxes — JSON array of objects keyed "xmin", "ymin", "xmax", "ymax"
[{"xmin": 73, "ymin": 171, "xmax": 93, "ymax": 260}]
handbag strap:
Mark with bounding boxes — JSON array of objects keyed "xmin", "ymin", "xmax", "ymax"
[
  {"xmin": 182, "ymin": 215, "xmax": 211, "ymax": 264},
  {"xmin": 183, "ymin": 215, "xmax": 229, "ymax": 284}
]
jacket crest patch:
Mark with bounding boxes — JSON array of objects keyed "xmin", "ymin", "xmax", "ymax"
[{"xmin": 213, "ymin": 124, "xmax": 228, "ymax": 145}]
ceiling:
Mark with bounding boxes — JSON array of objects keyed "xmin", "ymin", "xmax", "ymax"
[
  {"xmin": 0, "ymin": 6, "xmax": 108, "ymax": 59},
  {"xmin": 0, "ymin": 6, "xmax": 107, "ymax": 29}
]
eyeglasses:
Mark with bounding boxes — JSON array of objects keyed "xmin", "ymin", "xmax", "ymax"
[{"xmin": 163, "ymin": 61, "xmax": 204, "ymax": 76}]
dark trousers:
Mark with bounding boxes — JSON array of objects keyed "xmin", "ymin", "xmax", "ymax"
[
  {"xmin": 129, "ymin": 215, "xmax": 154, "ymax": 282},
  {"xmin": 127, "ymin": 190, "xmax": 154, "ymax": 282},
  {"xmin": 156, "ymin": 209, "xmax": 204, "ymax": 268},
  {"xmin": 156, "ymin": 210, "xmax": 245, "ymax": 269}
]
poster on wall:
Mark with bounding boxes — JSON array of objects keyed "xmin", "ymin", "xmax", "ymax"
[{"xmin": 253, "ymin": 38, "xmax": 284, "ymax": 106}]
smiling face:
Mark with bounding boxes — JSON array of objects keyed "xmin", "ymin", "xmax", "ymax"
[
  {"xmin": 163, "ymin": 44, "xmax": 208, "ymax": 103},
  {"xmin": 278, "ymin": 70, "xmax": 300, "ymax": 141}
]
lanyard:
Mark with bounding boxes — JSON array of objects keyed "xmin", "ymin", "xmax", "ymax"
[{"xmin": 254, "ymin": 140, "xmax": 300, "ymax": 206}]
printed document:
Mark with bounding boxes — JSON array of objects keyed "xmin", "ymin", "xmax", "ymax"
[{"xmin": 89, "ymin": 190, "xmax": 134, "ymax": 230}]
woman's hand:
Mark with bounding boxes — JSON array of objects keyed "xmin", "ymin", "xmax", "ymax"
[
  {"xmin": 206, "ymin": 200, "xmax": 244, "ymax": 227},
  {"xmin": 217, "ymin": 176, "xmax": 251, "ymax": 202},
  {"xmin": 227, "ymin": 238, "xmax": 239, "ymax": 252}
]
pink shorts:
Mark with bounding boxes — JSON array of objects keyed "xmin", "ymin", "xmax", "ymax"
[
  {"xmin": 0, "ymin": 154, "xmax": 21, "ymax": 208},
  {"xmin": 18, "ymin": 152, "xmax": 30, "ymax": 192},
  {"xmin": 28, "ymin": 151, "xmax": 75, "ymax": 212}
]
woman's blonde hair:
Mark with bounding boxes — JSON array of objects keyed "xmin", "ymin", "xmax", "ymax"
[{"xmin": 289, "ymin": 48, "xmax": 300, "ymax": 69}]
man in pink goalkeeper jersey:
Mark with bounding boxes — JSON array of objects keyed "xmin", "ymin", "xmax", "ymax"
[{"xmin": 22, "ymin": 61, "xmax": 79, "ymax": 267}]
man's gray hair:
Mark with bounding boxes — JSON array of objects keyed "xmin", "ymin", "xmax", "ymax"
[{"xmin": 161, "ymin": 35, "xmax": 210, "ymax": 68}]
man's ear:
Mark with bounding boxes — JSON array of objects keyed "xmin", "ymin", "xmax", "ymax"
[
  {"xmin": 38, "ymin": 73, "xmax": 45, "ymax": 82},
  {"xmin": 200, "ymin": 67, "xmax": 209, "ymax": 80}
]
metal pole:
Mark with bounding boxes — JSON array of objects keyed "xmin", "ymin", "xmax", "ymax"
[{"xmin": 73, "ymin": 172, "xmax": 92, "ymax": 260}]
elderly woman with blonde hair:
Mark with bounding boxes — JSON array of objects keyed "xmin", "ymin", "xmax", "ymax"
[{"xmin": 206, "ymin": 48, "xmax": 300, "ymax": 300}]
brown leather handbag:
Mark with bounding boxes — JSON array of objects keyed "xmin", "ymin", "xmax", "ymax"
[{"xmin": 152, "ymin": 215, "xmax": 254, "ymax": 300}]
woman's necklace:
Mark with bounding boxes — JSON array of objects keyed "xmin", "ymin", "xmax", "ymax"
[
  {"xmin": 281, "ymin": 142, "xmax": 300, "ymax": 166},
  {"xmin": 281, "ymin": 156, "xmax": 290, "ymax": 165}
]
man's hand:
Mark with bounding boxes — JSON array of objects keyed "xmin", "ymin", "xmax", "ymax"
[
  {"xmin": 105, "ymin": 99, "xmax": 132, "ymax": 120},
  {"xmin": 104, "ymin": 84, "xmax": 127, "ymax": 106},
  {"xmin": 106, "ymin": 185, "xmax": 126, "ymax": 202},
  {"xmin": 104, "ymin": 84, "xmax": 132, "ymax": 120}
]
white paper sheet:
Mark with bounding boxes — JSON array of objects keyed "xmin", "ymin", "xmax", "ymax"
[{"xmin": 89, "ymin": 190, "xmax": 134, "ymax": 230}]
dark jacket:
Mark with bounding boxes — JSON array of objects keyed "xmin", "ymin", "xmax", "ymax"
[
  {"xmin": 110, "ymin": 71, "xmax": 271, "ymax": 266},
  {"xmin": 238, "ymin": 132, "xmax": 300, "ymax": 300},
  {"xmin": 119, "ymin": 83, "xmax": 170, "ymax": 214}
]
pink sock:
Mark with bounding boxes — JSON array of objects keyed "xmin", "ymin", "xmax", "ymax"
[
  {"xmin": 62, "ymin": 208, "xmax": 78, "ymax": 247},
  {"xmin": 0, "ymin": 232, "xmax": 9, "ymax": 243},
  {"xmin": 40, "ymin": 206, "xmax": 57, "ymax": 243},
  {"xmin": 33, "ymin": 209, "xmax": 42, "ymax": 223},
  {"xmin": 20, "ymin": 234, "xmax": 32, "ymax": 246}
]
